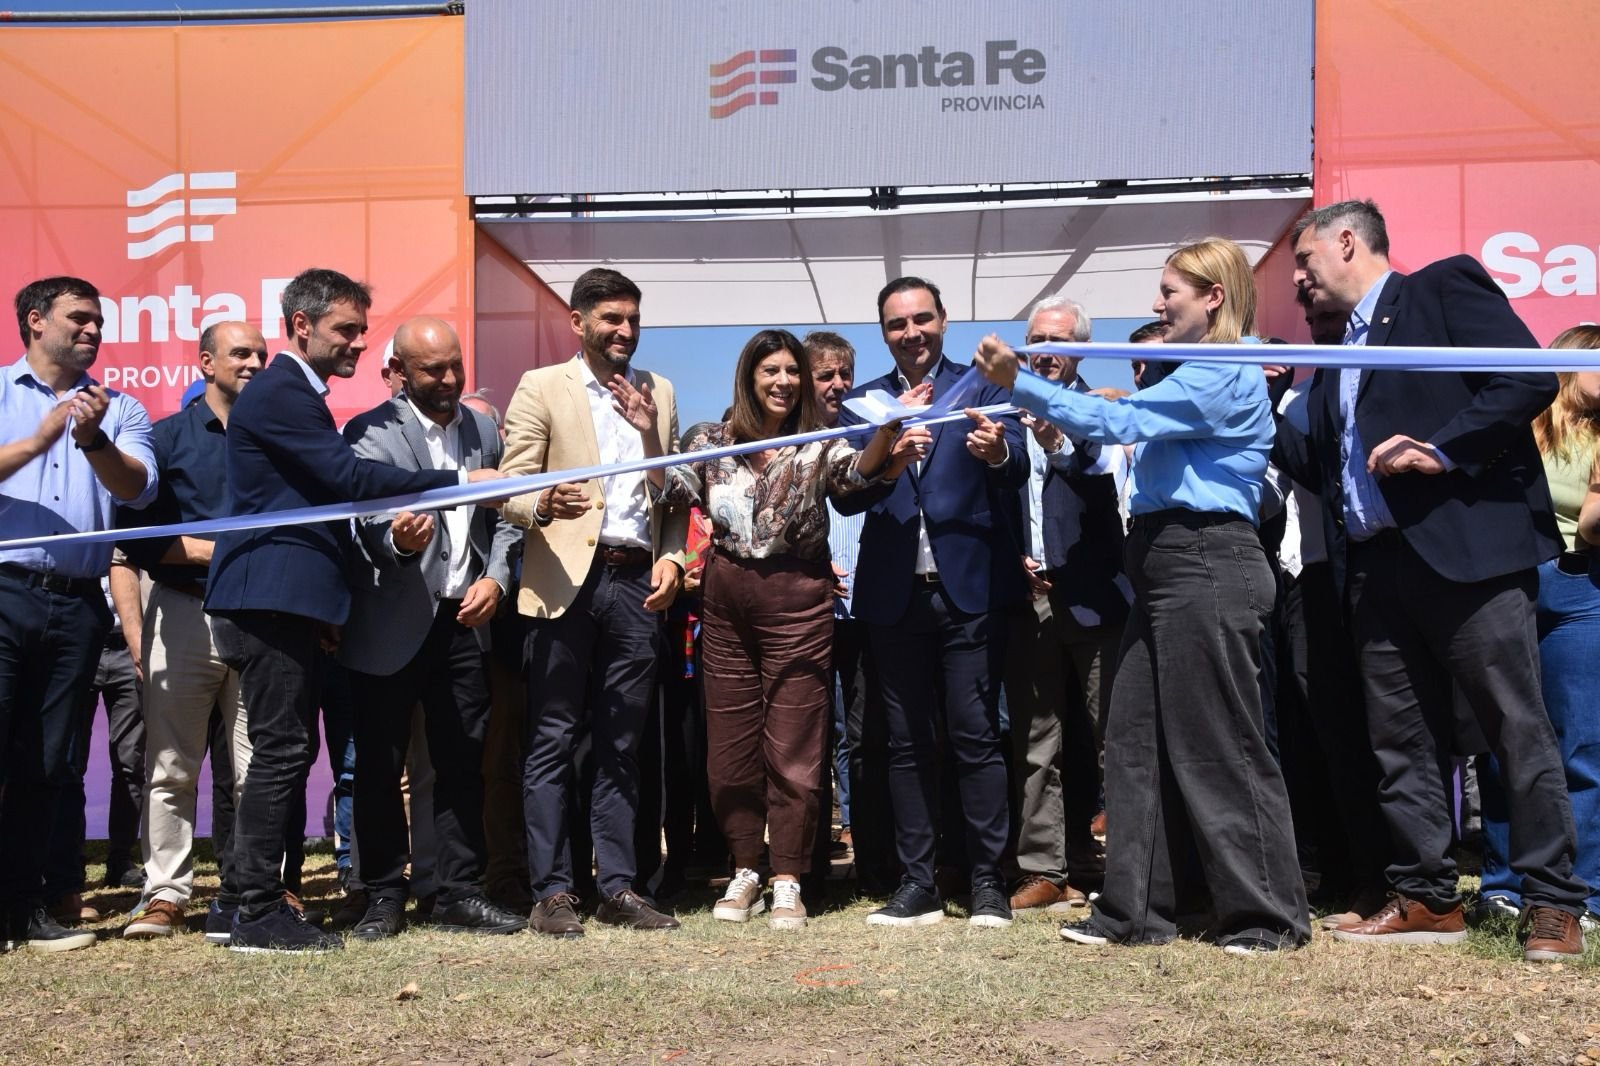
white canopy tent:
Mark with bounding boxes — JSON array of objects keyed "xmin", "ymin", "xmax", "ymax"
[{"xmin": 477, "ymin": 189, "xmax": 1310, "ymax": 328}]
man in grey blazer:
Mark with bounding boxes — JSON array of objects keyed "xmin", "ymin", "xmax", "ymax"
[{"xmin": 339, "ymin": 317, "xmax": 525, "ymax": 938}]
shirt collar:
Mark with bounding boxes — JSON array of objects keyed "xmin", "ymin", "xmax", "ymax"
[
  {"xmin": 8, "ymin": 352, "xmax": 93, "ymax": 393},
  {"xmin": 191, "ymin": 392, "xmax": 225, "ymax": 430},
  {"xmin": 280, "ymin": 350, "xmax": 330, "ymax": 396},
  {"xmin": 576, "ymin": 352, "xmax": 635, "ymax": 393},
  {"xmin": 404, "ymin": 392, "xmax": 461, "ymax": 433},
  {"xmin": 894, "ymin": 355, "xmax": 950, "ymax": 393},
  {"xmin": 1349, "ymin": 270, "xmax": 1394, "ymax": 333}
]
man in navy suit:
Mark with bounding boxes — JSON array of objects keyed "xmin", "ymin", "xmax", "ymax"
[
  {"xmin": 205, "ymin": 269, "xmax": 505, "ymax": 954},
  {"xmin": 836, "ymin": 277, "xmax": 1028, "ymax": 928},
  {"xmin": 1274, "ymin": 201, "xmax": 1587, "ymax": 962}
]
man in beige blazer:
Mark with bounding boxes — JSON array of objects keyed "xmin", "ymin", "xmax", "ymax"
[{"xmin": 501, "ymin": 268, "xmax": 687, "ymax": 936}]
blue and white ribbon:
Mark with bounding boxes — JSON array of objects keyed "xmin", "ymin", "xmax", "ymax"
[
  {"xmin": 1018, "ymin": 339, "xmax": 1600, "ymax": 373},
  {"xmin": 0, "ymin": 397, "xmax": 1013, "ymax": 552}
]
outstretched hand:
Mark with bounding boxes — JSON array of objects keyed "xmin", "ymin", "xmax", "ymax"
[
  {"xmin": 974, "ymin": 335, "xmax": 1020, "ymax": 390},
  {"xmin": 964, "ymin": 408, "xmax": 1007, "ymax": 464}
]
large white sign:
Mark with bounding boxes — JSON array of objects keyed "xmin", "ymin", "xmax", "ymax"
[{"xmin": 465, "ymin": 0, "xmax": 1312, "ymax": 195}]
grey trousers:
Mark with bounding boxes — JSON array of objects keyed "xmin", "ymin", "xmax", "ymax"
[
  {"xmin": 1093, "ymin": 512, "xmax": 1310, "ymax": 945},
  {"xmin": 1004, "ymin": 592, "xmax": 1119, "ymax": 884}
]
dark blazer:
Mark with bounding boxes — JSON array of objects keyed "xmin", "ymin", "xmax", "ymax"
[
  {"xmin": 1035, "ymin": 437, "xmax": 1129, "ymax": 626},
  {"xmin": 836, "ymin": 357, "xmax": 1029, "ymax": 623},
  {"xmin": 338, "ymin": 396, "xmax": 521, "ymax": 676},
  {"xmin": 205, "ymin": 353, "xmax": 458, "ymax": 626},
  {"xmin": 1273, "ymin": 255, "xmax": 1560, "ymax": 594}
]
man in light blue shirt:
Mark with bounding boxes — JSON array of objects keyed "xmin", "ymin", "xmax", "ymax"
[{"xmin": 0, "ymin": 275, "xmax": 158, "ymax": 952}]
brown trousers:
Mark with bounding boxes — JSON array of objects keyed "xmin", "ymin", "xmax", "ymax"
[{"xmin": 700, "ymin": 552, "xmax": 833, "ymax": 874}]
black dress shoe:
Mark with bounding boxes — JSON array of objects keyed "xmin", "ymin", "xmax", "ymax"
[
  {"xmin": 594, "ymin": 889, "xmax": 680, "ymax": 930},
  {"xmin": 431, "ymin": 894, "xmax": 529, "ymax": 935},
  {"xmin": 351, "ymin": 896, "xmax": 407, "ymax": 941}
]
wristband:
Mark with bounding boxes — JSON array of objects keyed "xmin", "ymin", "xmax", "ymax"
[{"xmin": 76, "ymin": 429, "xmax": 110, "ymax": 453}]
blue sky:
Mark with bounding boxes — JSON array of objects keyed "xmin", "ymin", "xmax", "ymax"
[{"xmin": 643, "ymin": 319, "xmax": 1145, "ymax": 428}]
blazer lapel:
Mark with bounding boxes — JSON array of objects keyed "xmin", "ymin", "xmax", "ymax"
[
  {"xmin": 459, "ymin": 406, "xmax": 485, "ymax": 469},
  {"xmin": 1356, "ymin": 272, "xmax": 1405, "ymax": 406},
  {"xmin": 565, "ymin": 358, "xmax": 603, "ymax": 466},
  {"xmin": 918, "ymin": 358, "xmax": 956, "ymax": 469},
  {"xmin": 394, "ymin": 397, "xmax": 431, "ymax": 470}
]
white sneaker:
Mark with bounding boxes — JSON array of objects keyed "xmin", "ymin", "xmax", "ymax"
[
  {"xmin": 769, "ymin": 879, "xmax": 806, "ymax": 930},
  {"xmin": 713, "ymin": 868, "xmax": 764, "ymax": 923}
]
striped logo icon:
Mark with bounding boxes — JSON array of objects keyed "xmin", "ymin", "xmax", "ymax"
[
  {"xmin": 126, "ymin": 172, "xmax": 238, "ymax": 260},
  {"xmin": 709, "ymin": 50, "xmax": 797, "ymax": 119}
]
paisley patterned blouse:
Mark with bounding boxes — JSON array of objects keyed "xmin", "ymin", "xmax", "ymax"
[{"xmin": 674, "ymin": 424, "xmax": 878, "ymax": 561}]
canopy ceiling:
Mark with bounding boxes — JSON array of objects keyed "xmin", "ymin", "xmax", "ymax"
[{"xmin": 478, "ymin": 190, "xmax": 1310, "ymax": 326}]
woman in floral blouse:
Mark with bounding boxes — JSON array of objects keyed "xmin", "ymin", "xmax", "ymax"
[{"xmin": 676, "ymin": 328, "xmax": 922, "ymax": 930}]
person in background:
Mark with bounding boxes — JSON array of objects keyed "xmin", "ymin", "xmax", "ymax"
[
  {"xmin": 1002, "ymin": 294, "xmax": 1127, "ymax": 916},
  {"xmin": 1474, "ymin": 324, "xmax": 1600, "ymax": 934},
  {"xmin": 976, "ymin": 237, "xmax": 1310, "ymax": 954}
]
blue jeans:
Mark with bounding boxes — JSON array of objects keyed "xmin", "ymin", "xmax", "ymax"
[{"xmin": 1479, "ymin": 556, "xmax": 1600, "ymax": 915}]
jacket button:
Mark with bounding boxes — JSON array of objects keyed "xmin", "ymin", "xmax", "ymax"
[
  {"xmin": 441, "ymin": 550, "xmax": 448, "ymax": 560},
  {"xmin": 596, "ymin": 499, "xmax": 604, "ymax": 509},
  {"xmin": 586, "ymin": 537, "xmax": 596, "ymax": 546}
]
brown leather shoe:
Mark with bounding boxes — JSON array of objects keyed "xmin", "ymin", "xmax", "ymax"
[
  {"xmin": 123, "ymin": 898, "xmax": 184, "ymax": 939},
  {"xmin": 1046, "ymin": 882, "xmax": 1090, "ymax": 915},
  {"xmin": 529, "ymin": 892, "xmax": 585, "ymax": 938},
  {"xmin": 48, "ymin": 893, "xmax": 101, "ymax": 925},
  {"xmin": 1522, "ymin": 905, "xmax": 1585, "ymax": 962},
  {"xmin": 1319, "ymin": 886, "xmax": 1392, "ymax": 930},
  {"xmin": 1089, "ymin": 810, "xmax": 1107, "ymax": 840},
  {"xmin": 1009, "ymin": 874, "xmax": 1063, "ymax": 912},
  {"xmin": 594, "ymin": 889, "xmax": 679, "ymax": 930},
  {"xmin": 1328, "ymin": 894, "xmax": 1467, "ymax": 945}
]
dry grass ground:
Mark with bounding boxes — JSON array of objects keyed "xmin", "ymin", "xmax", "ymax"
[{"xmin": 4, "ymin": 848, "xmax": 1598, "ymax": 1065}]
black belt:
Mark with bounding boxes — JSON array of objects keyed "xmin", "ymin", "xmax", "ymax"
[
  {"xmin": 1130, "ymin": 508, "xmax": 1244, "ymax": 531},
  {"xmin": 597, "ymin": 545, "xmax": 652, "ymax": 569},
  {"xmin": 914, "ymin": 571, "xmax": 942, "ymax": 585},
  {"xmin": 0, "ymin": 562, "xmax": 100, "ymax": 597},
  {"xmin": 157, "ymin": 578, "xmax": 209, "ymax": 600}
]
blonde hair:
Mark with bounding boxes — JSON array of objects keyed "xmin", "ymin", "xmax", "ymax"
[
  {"xmin": 1532, "ymin": 325, "xmax": 1600, "ymax": 460},
  {"xmin": 1164, "ymin": 237, "xmax": 1257, "ymax": 344}
]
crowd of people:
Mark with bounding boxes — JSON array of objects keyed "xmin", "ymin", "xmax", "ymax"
[{"xmin": 0, "ymin": 199, "xmax": 1594, "ymax": 964}]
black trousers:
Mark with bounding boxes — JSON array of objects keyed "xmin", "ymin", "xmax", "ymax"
[
  {"xmin": 869, "ymin": 584, "xmax": 1009, "ymax": 891},
  {"xmin": 1278, "ymin": 562, "xmax": 1390, "ymax": 899},
  {"xmin": 0, "ymin": 571, "xmax": 109, "ymax": 912},
  {"xmin": 352, "ymin": 602, "xmax": 492, "ymax": 904},
  {"xmin": 836, "ymin": 618, "xmax": 898, "ymax": 893},
  {"xmin": 523, "ymin": 559, "xmax": 662, "ymax": 900},
  {"xmin": 1094, "ymin": 512, "xmax": 1309, "ymax": 945},
  {"xmin": 46, "ymin": 638, "xmax": 145, "ymax": 896},
  {"xmin": 1347, "ymin": 533, "xmax": 1586, "ymax": 912},
  {"xmin": 210, "ymin": 609, "xmax": 322, "ymax": 919},
  {"xmin": 659, "ymin": 601, "xmax": 721, "ymax": 876}
]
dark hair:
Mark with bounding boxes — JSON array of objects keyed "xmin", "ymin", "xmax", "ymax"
[
  {"xmin": 1291, "ymin": 199, "xmax": 1391, "ymax": 257},
  {"xmin": 570, "ymin": 268, "xmax": 642, "ymax": 314},
  {"xmin": 876, "ymin": 276, "xmax": 945, "ymax": 325},
  {"xmin": 803, "ymin": 329, "xmax": 855, "ymax": 366},
  {"xmin": 15, "ymin": 276, "xmax": 99, "ymax": 347},
  {"xmin": 281, "ymin": 268, "xmax": 372, "ymax": 333},
  {"xmin": 727, "ymin": 329, "xmax": 820, "ymax": 443},
  {"xmin": 1127, "ymin": 321, "xmax": 1167, "ymax": 344}
]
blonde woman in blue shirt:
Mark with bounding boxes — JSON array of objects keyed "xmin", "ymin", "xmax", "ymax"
[{"xmin": 974, "ymin": 236, "xmax": 1310, "ymax": 954}]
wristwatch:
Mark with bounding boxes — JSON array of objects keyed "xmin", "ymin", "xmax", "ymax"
[{"xmin": 75, "ymin": 430, "xmax": 110, "ymax": 453}]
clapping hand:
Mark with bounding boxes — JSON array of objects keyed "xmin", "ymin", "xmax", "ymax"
[{"xmin": 607, "ymin": 374, "xmax": 659, "ymax": 433}]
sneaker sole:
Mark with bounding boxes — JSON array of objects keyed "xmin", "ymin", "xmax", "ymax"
[
  {"xmin": 228, "ymin": 943, "xmax": 340, "ymax": 955},
  {"xmin": 969, "ymin": 915, "xmax": 1013, "ymax": 929},
  {"xmin": 122, "ymin": 924, "xmax": 177, "ymax": 940},
  {"xmin": 1327, "ymin": 929, "xmax": 1467, "ymax": 945},
  {"xmin": 865, "ymin": 911, "xmax": 945, "ymax": 927},
  {"xmin": 1222, "ymin": 944, "xmax": 1278, "ymax": 957},
  {"xmin": 713, "ymin": 900, "xmax": 765, "ymax": 923},
  {"xmin": 769, "ymin": 914, "xmax": 807, "ymax": 931},
  {"xmin": 1059, "ymin": 928, "xmax": 1109, "ymax": 946},
  {"xmin": 24, "ymin": 932, "xmax": 97, "ymax": 953},
  {"xmin": 204, "ymin": 931, "xmax": 232, "ymax": 945}
]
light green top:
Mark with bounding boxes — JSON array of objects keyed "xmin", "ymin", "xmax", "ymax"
[{"xmin": 1542, "ymin": 446, "xmax": 1593, "ymax": 552}]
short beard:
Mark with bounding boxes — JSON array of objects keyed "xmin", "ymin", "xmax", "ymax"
[{"xmin": 49, "ymin": 344, "xmax": 97, "ymax": 372}]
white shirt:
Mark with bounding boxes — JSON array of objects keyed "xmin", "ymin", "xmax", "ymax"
[
  {"xmin": 1277, "ymin": 382, "xmax": 1327, "ymax": 574},
  {"xmin": 578, "ymin": 356, "xmax": 651, "ymax": 549},
  {"xmin": 281, "ymin": 350, "xmax": 330, "ymax": 397},
  {"xmin": 405, "ymin": 396, "xmax": 475, "ymax": 599}
]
